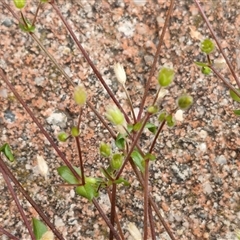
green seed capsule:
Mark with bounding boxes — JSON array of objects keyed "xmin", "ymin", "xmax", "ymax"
[
  {"xmin": 177, "ymin": 95, "xmax": 193, "ymax": 110},
  {"xmin": 13, "ymin": 0, "xmax": 26, "ymax": 9}
]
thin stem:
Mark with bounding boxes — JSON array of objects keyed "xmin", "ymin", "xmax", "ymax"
[
  {"xmin": 116, "ymin": 114, "xmax": 150, "ymax": 179},
  {"xmin": 0, "ymin": 68, "xmax": 82, "ymax": 183},
  {"xmin": 128, "ymin": 158, "xmax": 176, "ymax": 240},
  {"xmin": 75, "ymin": 136, "xmax": 85, "ymax": 185},
  {"xmin": 109, "ymin": 184, "xmax": 117, "ymax": 240},
  {"xmin": 0, "ymin": 226, "xmax": 19, "ymax": 240},
  {"xmin": 148, "ymin": 203, "xmax": 156, "ymax": 240},
  {"xmin": 0, "ymin": 157, "xmax": 64, "ymax": 240},
  {"xmin": 49, "ymin": 1, "xmax": 130, "ymax": 124},
  {"xmin": 0, "ymin": 168, "xmax": 35, "ymax": 240},
  {"xmin": 92, "ymin": 199, "xmax": 121, "ymax": 240},
  {"xmin": 149, "ymin": 120, "xmax": 166, "ymax": 154},
  {"xmin": 194, "ymin": 0, "xmax": 240, "ymax": 88},
  {"xmin": 209, "ymin": 66, "xmax": 240, "ymax": 99},
  {"xmin": 20, "ymin": 11, "xmax": 28, "ymax": 27},
  {"xmin": 32, "ymin": 0, "xmax": 42, "ymax": 26},
  {"xmin": 123, "ymin": 85, "xmax": 137, "ymax": 123},
  {"xmin": 107, "ymin": 189, "xmax": 125, "ymax": 240},
  {"xmin": 137, "ymin": 0, "xmax": 175, "ymax": 120},
  {"xmin": 30, "ymin": 34, "xmax": 75, "ymax": 86},
  {"xmin": 143, "ymin": 160, "xmax": 150, "ymax": 240}
]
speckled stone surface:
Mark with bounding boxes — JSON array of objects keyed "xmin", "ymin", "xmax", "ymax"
[{"xmin": 0, "ymin": 1, "xmax": 240, "ymax": 239}]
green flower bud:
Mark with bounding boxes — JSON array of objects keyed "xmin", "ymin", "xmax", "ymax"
[
  {"xmin": 147, "ymin": 105, "xmax": 158, "ymax": 114},
  {"xmin": 200, "ymin": 39, "xmax": 215, "ymax": 54},
  {"xmin": 13, "ymin": 0, "xmax": 26, "ymax": 9},
  {"xmin": 100, "ymin": 142, "xmax": 111, "ymax": 157},
  {"xmin": 177, "ymin": 94, "xmax": 193, "ymax": 110},
  {"xmin": 74, "ymin": 85, "xmax": 87, "ymax": 106},
  {"xmin": 158, "ymin": 111, "xmax": 167, "ymax": 122},
  {"xmin": 105, "ymin": 105, "xmax": 125, "ymax": 126},
  {"xmin": 201, "ymin": 66, "xmax": 211, "ymax": 75},
  {"xmin": 71, "ymin": 126, "xmax": 80, "ymax": 137},
  {"xmin": 110, "ymin": 153, "xmax": 123, "ymax": 170},
  {"xmin": 58, "ymin": 132, "xmax": 68, "ymax": 142},
  {"xmin": 157, "ymin": 67, "xmax": 174, "ymax": 87},
  {"xmin": 166, "ymin": 115, "xmax": 175, "ymax": 128}
]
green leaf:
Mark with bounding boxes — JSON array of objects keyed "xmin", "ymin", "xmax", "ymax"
[
  {"xmin": 127, "ymin": 124, "xmax": 133, "ymax": 133},
  {"xmin": 32, "ymin": 218, "xmax": 47, "ymax": 240},
  {"xmin": 85, "ymin": 176, "xmax": 103, "ymax": 185},
  {"xmin": 75, "ymin": 182, "xmax": 98, "ymax": 201},
  {"xmin": 113, "ymin": 177, "xmax": 130, "ymax": 186},
  {"xmin": 19, "ymin": 20, "xmax": 35, "ymax": 33},
  {"xmin": 200, "ymin": 39, "xmax": 215, "ymax": 54},
  {"xmin": 233, "ymin": 110, "xmax": 240, "ymax": 116},
  {"xmin": 145, "ymin": 122, "xmax": 157, "ymax": 134},
  {"xmin": 144, "ymin": 153, "xmax": 156, "ymax": 161},
  {"xmin": 230, "ymin": 89, "xmax": 240, "ymax": 102},
  {"xmin": 0, "ymin": 143, "xmax": 14, "ymax": 162},
  {"xmin": 100, "ymin": 167, "xmax": 113, "ymax": 180},
  {"xmin": 194, "ymin": 61, "xmax": 209, "ymax": 67},
  {"xmin": 115, "ymin": 133, "xmax": 125, "ymax": 149},
  {"xmin": 57, "ymin": 166, "xmax": 81, "ymax": 184},
  {"xmin": 131, "ymin": 150, "xmax": 144, "ymax": 172},
  {"xmin": 133, "ymin": 122, "xmax": 142, "ymax": 132}
]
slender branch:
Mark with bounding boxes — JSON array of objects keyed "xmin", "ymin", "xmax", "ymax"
[
  {"xmin": 209, "ymin": 66, "xmax": 240, "ymax": 99},
  {"xmin": 75, "ymin": 136, "xmax": 85, "ymax": 185},
  {"xmin": 32, "ymin": 0, "xmax": 42, "ymax": 26},
  {"xmin": 109, "ymin": 184, "xmax": 117, "ymax": 240},
  {"xmin": 92, "ymin": 199, "xmax": 121, "ymax": 240},
  {"xmin": 0, "ymin": 168, "xmax": 35, "ymax": 240},
  {"xmin": 149, "ymin": 120, "xmax": 166, "ymax": 154},
  {"xmin": 49, "ymin": 1, "xmax": 130, "ymax": 124},
  {"xmin": 128, "ymin": 158, "xmax": 176, "ymax": 240},
  {"xmin": 116, "ymin": 114, "xmax": 150, "ymax": 179},
  {"xmin": 107, "ymin": 189, "xmax": 125, "ymax": 240},
  {"xmin": 0, "ymin": 68, "xmax": 82, "ymax": 183},
  {"xmin": 143, "ymin": 160, "xmax": 149, "ymax": 240},
  {"xmin": 123, "ymin": 85, "xmax": 137, "ymax": 123},
  {"xmin": 30, "ymin": 34, "xmax": 75, "ymax": 86},
  {"xmin": 148, "ymin": 203, "xmax": 156, "ymax": 240},
  {"xmin": 0, "ymin": 226, "xmax": 19, "ymax": 240},
  {"xmin": 194, "ymin": 0, "xmax": 240, "ymax": 88},
  {"xmin": 0, "ymin": 157, "xmax": 64, "ymax": 240},
  {"xmin": 137, "ymin": 0, "xmax": 175, "ymax": 120}
]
